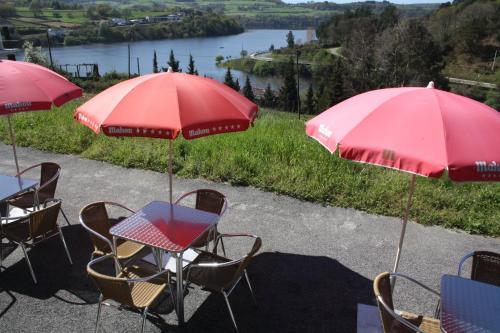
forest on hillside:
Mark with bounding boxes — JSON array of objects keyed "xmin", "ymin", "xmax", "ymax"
[{"xmin": 222, "ymin": 0, "xmax": 499, "ymax": 113}]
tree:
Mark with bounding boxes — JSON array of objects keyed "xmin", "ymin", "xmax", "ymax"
[
  {"xmin": 0, "ymin": 3, "xmax": 17, "ymax": 17},
  {"xmin": 187, "ymin": 54, "xmax": 198, "ymax": 75},
  {"xmin": 243, "ymin": 76, "xmax": 255, "ymax": 101},
  {"xmin": 153, "ymin": 50, "xmax": 159, "ymax": 73},
  {"xmin": 29, "ymin": 0, "xmax": 43, "ymax": 18},
  {"xmin": 261, "ymin": 83, "xmax": 276, "ymax": 107},
  {"xmin": 286, "ymin": 30, "xmax": 295, "ymax": 48},
  {"xmin": 240, "ymin": 49, "xmax": 248, "ymax": 58},
  {"xmin": 165, "ymin": 49, "xmax": 180, "ymax": 72},
  {"xmin": 304, "ymin": 84, "xmax": 315, "ymax": 114},
  {"xmin": 23, "ymin": 41, "xmax": 49, "ymax": 67},
  {"xmin": 279, "ymin": 57, "xmax": 298, "ymax": 112},
  {"xmin": 224, "ymin": 67, "xmax": 238, "ymax": 91},
  {"xmin": 376, "ymin": 19, "xmax": 446, "ymax": 88},
  {"xmin": 234, "ymin": 78, "xmax": 240, "ymax": 92},
  {"xmin": 269, "ymin": 44, "xmax": 275, "ymax": 52},
  {"xmin": 215, "ymin": 55, "xmax": 224, "ymax": 66}
]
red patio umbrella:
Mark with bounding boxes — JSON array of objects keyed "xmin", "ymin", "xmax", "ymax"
[
  {"xmin": 75, "ymin": 69, "xmax": 258, "ymax": 202},
  {"xmin": 306, "ymin": 83, "xmax": 500, "ymax": 275},
  {"xmin": 0, "ymin": 60, "xmax": 83, "ymax": 174}
]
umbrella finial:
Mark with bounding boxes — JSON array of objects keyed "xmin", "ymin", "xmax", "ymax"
[
  {"xmin": 427, "ymin": 81, "xmax": 435, "ymax": 89},
  {"xmin": 167, "ymin": 66, "xmax": 174, "ymax": 73}
]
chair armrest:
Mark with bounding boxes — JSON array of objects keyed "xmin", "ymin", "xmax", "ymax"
[
  {"xmin": 15, "ymin": 163, "xmax": 43, "ymax": 177},
  {"xmin": 391, "ymin": 273, "xmax": 440, "ymax": 297},
  {"xmin": 125, "ymin": 269, "xmax": 171, "ymax": 283},
  {"xmin": 37, "ymin": 168, "xmax": 61, "ymax": 193},
  {"xmin": 174, "ymin": 190, "xmax": 198, "ymax": 205},
  {"xmin": 457, "ymin": 252, "xmax": 474, "ymax": 277},
  {"xmin": 103, "ymin": 201, "xmax": 135, "ymax": 214},
  {"xmin": 88, "ymin": 254, "xmax": 170, "ymax": 283},
  {"xmin": 376, "ymin": 296, "xmax": 428, "ymax": 333},
  {"xmin": 213, "ymin": 233, "xmax": 258, "ymax": 253}
]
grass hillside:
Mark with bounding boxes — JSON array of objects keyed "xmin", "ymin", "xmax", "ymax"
[{"xmin": 1, "ymin": 99, "xmax": 498, "ymax": 236}]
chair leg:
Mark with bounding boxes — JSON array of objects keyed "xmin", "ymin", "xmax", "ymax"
[
  {"xmin": 58, "ymin": 226, "xmax": 73, "ymax": 265},
  {"xmin": 60, "ymin": 208, "xmax": 71, "ymax": 226},
  {"xmin": 244, "ymin": 270, "xmax": 257, "ymax": 307},
  {"xmin": 220, "ymin": 237, "xmax": 227, "ymax": 257},
  {"xmin": 95, "ymin": 295, "xmax": 103, "ymax": 333},
  {"xmin": 434, "ymin": 300, "xmax": 441, "ymax": 319},
  {"xmin": 223, "ymin": 291, "xmax": 239, "ymax": 332},
  {"xmin": 141, "ymin": 307, "xmax": 149, "ymax": 333},
  {"xmin": 20, "ymin": 243, "xmax": 37, "ymax": 284}
]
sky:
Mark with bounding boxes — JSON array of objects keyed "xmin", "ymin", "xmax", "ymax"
[{"xmin": 282, "ymin": 0, "xmax": 449, "ymax": 3}]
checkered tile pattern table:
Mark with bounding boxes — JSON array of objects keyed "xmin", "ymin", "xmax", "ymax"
[
  {"xmin": 110, "ymin": 200, "xmax": 219, "ymax": 253},
  {"xmin": 440, "ymin": 275, "xmax": 500, "ymax": 333}
]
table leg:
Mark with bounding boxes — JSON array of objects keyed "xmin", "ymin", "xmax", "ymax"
[
  {"xmin": 174, "ymin": 252, "xmax": 184, "ymax": 325},
  {"xmin": 153, "ymin": 248, "xmax": 164, "ymax": 271}
]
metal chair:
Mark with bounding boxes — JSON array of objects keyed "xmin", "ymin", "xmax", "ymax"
[
  {"xmin": 374, "ymin": 272, "xmax": 440, "ymax": 333},
  {"xmin": 7, "ymin": 162, "xmax": 71, "ymax": 225},
  {"xmin": 0, "ymin": 199, "xmax": 73, "ymax": 284},
  {"xmin": 458, "ymin": 251, "xmax": 500, "ymax": 286},
  {"xmin": 79, "ymin": 202, "xmax": 144, "ymax": 263},
  {"xmin": 185, "ymin": 233, "xmax": 261, "ymax": 332},
  {"xmin": 87, "ymin": 254, "xmax": 170, "ymax": 333},
  {"xmin": 175, "ymin": 189, "xmax": 227, "ymax": 252}
]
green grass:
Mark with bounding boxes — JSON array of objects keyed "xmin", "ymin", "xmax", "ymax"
[{"xmin": 1, "ymin": 100, "xmax": 499, "ymax": 236}]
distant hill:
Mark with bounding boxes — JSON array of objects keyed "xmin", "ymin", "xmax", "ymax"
[{"xmin": 4, "ymin": 1, "xmax": 440, "ymax": 29}]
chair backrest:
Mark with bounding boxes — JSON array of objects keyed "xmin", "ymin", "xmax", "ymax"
[
  {"xmin": 195, "ymin": 189, "xmax": 226, "ymax": 215},
  {"xmin": 87, "ymin": 256, "xmax": 134, "ymax": 306},
  {"xmin": 373, "ymin": 272, "xmax": 399, "ymax": 333},
  {"xmin": 80, "ymin": 202, "xmax": 113, "ymax": 253},
  {"xmin": 3, "ymin": 200, "xmax": 61, "ymax": 241},
  {"xmin": 38, "ymin": 162, "xmax": 61, "ymax": 202},
  {"xmin": 471, "ymin": 251, "xmax": 500, "ymax": 286},
  {"xmin": 225, "ymin": 236, "xmax": 262, "ymax": 290}
]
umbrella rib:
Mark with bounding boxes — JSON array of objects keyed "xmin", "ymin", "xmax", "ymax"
[{"xmin": 431, "ymin": 89, "xmax": 450, "ymax": 169}]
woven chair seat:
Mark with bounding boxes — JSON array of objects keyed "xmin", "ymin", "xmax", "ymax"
[
  {"xmin": 118, "ymin": 265, "xmax": 168, "ymax": 308},
  {"xmin": 399, "ymin": 311, "xmax": 441, "ymax": 333},
  {"xmin": 187, "ymin": 251, "xmax": 237, "ymax": 292},
  {"xmin": 93, "ymin": 239, "xmax": 144, "ymax": 260}
]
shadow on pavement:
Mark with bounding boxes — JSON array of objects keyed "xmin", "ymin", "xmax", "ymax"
[
  {"xmin": 0, "ymin": 224, "xmax": 98, "ymax": 304},
  {"xmin": 184, "ymin": 251, "xmax": 375, "ymax": 333}
]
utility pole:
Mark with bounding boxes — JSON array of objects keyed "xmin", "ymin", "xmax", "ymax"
[
  {"xmin": 46, "ymin": 30, "xmax": 54, "ymax": 69},
  {"xmin": 296, "ymin": 49, "xmax": 301, "ymax": 119},
  {"xmin": 127, "ymin": 44, "xmax": 131, "ymax": 78},
  {"xmin": 136, "ymin": 57, "xmax": 140, "ymax": 76}
]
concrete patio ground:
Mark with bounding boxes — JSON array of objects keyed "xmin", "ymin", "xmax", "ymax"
[{"xmin": 0, "ymin": 143, "xmax": 498, "ymax": 332}]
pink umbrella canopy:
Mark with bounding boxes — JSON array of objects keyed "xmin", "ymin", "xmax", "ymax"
[
  {"xmin": 306, "ymin": 85, "xmax": 500, "ymax": 275},
  {"xmin": 75, "ymin": 70, "xmax": 258, "ymax": 202},
  {"xmin": 0, "ymin": 60, "xmax": 82, "ymax": 115},
  {"xmin": 306, "ymin": 86, "xmax": 500, "ymax": 182},
  {"xmin": 0, "ymin": 60, "xmax": 82, "ymax": 174}
]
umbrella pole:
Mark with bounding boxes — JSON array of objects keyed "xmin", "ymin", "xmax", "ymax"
[
  {"xmin": 7, "ymin": 115, "xmax": 20, "ymax": 176},
  {"xmin": 168, "ymin": 139, "xmax": 173, "ymax": 203},
  {"xmin": 391, "ymin": 174, "xmax": 416, "ymax": 288}
]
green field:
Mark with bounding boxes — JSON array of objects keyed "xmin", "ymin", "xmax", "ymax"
[{"xmin": 1, "ymin": 99, "xmax": 498, "ymax": 236}]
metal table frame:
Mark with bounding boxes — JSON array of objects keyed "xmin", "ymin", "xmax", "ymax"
[{"xmin": 109, "ymin": 201, "xmax": 219, "ymax": 325}]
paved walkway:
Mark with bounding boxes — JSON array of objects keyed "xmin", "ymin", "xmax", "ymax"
[{"xmin": 0, "ymin": 143, "xmax": 498, "ymax": 332}]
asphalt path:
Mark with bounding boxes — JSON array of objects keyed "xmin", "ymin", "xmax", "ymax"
[{"xmin": 0, "ymin": 143, "xmax": 498, "ymax": 332}]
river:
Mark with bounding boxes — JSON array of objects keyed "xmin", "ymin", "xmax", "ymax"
[{"xmin": 19, "ymin": 29, "xmax": 307, "ymax": 90}]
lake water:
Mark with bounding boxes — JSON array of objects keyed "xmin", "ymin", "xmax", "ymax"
[{"xmin": 20, "ymin": 29, "xmax": 307, "ymax": 90}]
